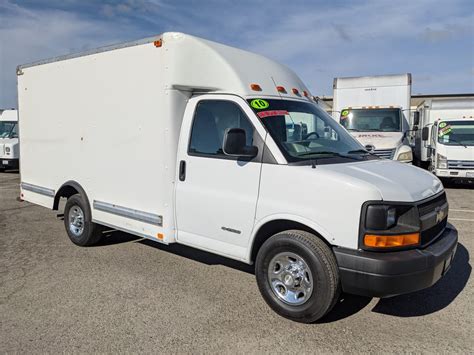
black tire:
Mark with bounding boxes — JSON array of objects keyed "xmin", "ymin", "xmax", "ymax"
[
  {"xmin": 256, "ymin": 230, "xmax": 340, "ymax": 323},
  {"xmin": 64, "ymin": 194, "xmax": 102, "ymax": 246}
]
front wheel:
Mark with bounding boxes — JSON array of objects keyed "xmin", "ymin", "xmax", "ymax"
[
  {"xmin": 255, "ymin": 230, "xmax": 340, "ymax": 323},
  {"xmin": 64, "ymin": 194, "xmax": 102, "ymax": 246}
]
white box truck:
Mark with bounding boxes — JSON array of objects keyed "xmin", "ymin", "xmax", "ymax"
[
  {"xmin": 0, "ymin": 109, "xmax": 19, "ymax": 171},
  {"xmin": 17, "ymin": 33, "xmax": 457, "ymax": 323},
  {"xmin": 332, "ymin": 74, "xmax": 413, "ymax": 163},
  {"xmin": 414, "ymin": 97, "xmax": 474, "ymax": 180}
]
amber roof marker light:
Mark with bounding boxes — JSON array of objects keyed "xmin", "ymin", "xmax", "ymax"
[
  {"xmin": 153, "ymin": 39, "xmax": 163, "ymax": 47},
  {"xmin": 250, "ymin": 83, "xmax": 262, "ymax": 91},
  {"xmin": 276, "ymin": 86, "xmax": 286, "ymax": 93}
]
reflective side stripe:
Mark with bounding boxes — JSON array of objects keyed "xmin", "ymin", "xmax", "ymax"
[
  {"xmin": 93, "ymin": 200, "xmax": 163, "ymax": 226},
  {"xmin": 21, "ymin": 182, "xmax": 55, "ymax": 197}
]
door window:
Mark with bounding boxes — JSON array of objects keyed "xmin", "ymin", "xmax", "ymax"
[{"xmin": 189, "ymin": 100, "xmax": 254, "ymax": 157}]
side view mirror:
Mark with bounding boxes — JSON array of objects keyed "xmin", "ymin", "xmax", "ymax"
[
  {"xmin": 223, "ymin": 128, "xmax": 258, "ymax": 158},
  {"xmin": 422, "ymin": 126, "xmax": 429, "ymax": 141},
  {"xmin": 413, "ymin": 111, "xmax": 420, "ymax": 126}
]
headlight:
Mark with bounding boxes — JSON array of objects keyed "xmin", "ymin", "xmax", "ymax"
[
  {"xmin": 362, "ymin": 204, "xmax": 420, "ymax": 250},
  {"xmin": 437, "ymin": 153, "xmax": 447, "ymax": 169},
  {"xmin": 397, "ymin": 150, "xmax": 412, "ymax": 162},
  {"xmin": 365, "ymin": 205, "xmax": 398, "ymax": 230},
  {"xmin": 5, "ymin": 147, "xmax": 11, "ymax": 154}
]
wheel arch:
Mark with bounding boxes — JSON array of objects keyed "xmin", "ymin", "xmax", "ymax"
[
  {"xmin": 53, "ymin": 180, "xmax": 91, "ymax": 212},
  {"xmin": 248, "ymin": 215, "xmax": 334, "ymax": 263}
]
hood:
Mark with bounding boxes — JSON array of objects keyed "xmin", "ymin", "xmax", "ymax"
[
  {"xmin": 350, "ymin": 132, "xmax": 403, "ymax": 150},
  {"xmin": 318, "ymin": 159, "xmax": 443, "ymax": 202},
  {"xmin": 437, "ymin": 144, "xmax": 474, "ymax": 161}
]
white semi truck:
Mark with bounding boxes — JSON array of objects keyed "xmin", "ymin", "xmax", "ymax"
[
  {"xmin": 17, "ymin": 32, "xmax": 457, "ymax": 323},
  {"xmin": 332, "ymin": 74, "xmax": 413, "ymax": 163},
  {"xmin": 0, "ymin": 109, "xmax": 19, "ymax": 171},
  {"xmin": 414, "ymin": 97, "xmax": 474, "ymax": 180}
]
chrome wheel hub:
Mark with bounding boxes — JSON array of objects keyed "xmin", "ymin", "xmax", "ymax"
[
  {"xmin": 268, "ymin": 252, "xmax": 313, "ymax": 305},
  {"xmin": 68, "ymin": 206, "xmax": 84, "ymax": 237}
]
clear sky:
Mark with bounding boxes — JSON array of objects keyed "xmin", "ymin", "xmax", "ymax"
[{"xmin": 1, "ymin": 0, "xmax": 473, "ymax": 108}]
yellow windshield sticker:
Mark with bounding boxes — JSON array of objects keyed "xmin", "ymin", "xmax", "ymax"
[
  {"xmin": 250, "ymin": 99, "xmax": 269, "ymax": 109},
  {"xmin": 341, "ymin": 109, "xmax": 349, "ymax": 116},
  {"xmin": 439, "ymin": 122, "xmax": 447, "ymax": 128}
]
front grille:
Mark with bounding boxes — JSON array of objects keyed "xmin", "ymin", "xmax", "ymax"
[
  {"xmin": 417, "ymin": 192, "xmax": 448, "ymax": 246},
  {"xmin": 421, "ymin": 218, "xmax": 447, "ymax": 246},
  {"xmin": 418, "ymin": 192, "xmax": 447, "ymax": 216},
  {"xmin": 448, "ymin": 160, "xmax": 474, "ymax": 170},
  {"xmin": 373, "ymin": 148, "xmax": 395, "ymax": 159}
]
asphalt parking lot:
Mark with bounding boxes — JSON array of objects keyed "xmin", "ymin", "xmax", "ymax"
[{"xmin": 0, "ymin": 171, "xmax": 472, "ymax": 353}]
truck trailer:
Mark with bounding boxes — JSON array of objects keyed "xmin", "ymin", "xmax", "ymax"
[
  {"xmin": 414, "ymin": 97, "xmax": 474, "ymax": 180},
  {"xmin": 17, "ymin": 33, "xmax": 457, "ymax": 323},
  {"xmin": 0, "ymin": 109, "xmax": 19, "ymax": 171},
  {"xmin": 332, "ymin": 74, "xmax": 413, "ymax": 163}
]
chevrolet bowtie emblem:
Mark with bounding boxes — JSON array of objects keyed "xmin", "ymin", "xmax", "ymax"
[{"xmin": 435, "ymin": 207, "xmax": 446, "ymax": 223}]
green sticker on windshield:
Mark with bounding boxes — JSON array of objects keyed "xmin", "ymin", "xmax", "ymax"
[
  {"xmin": 439, "ymin": 122, "xmax": 447, "ymax": 128},
  {"xmin": 341, "ymin": 109, "xmax": 349, "ymax": 116},
  {"xmin": 438, "ymin": 125, "xmax": 452, "ymax": 137},
  {"xmin": 250, "ymin": 99, "xmax": 269, "ymax": 109}
]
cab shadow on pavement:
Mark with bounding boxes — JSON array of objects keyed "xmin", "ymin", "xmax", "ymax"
[{"xmin": 90, "ymin": 229, "xmax": 470, "ymax": 322}]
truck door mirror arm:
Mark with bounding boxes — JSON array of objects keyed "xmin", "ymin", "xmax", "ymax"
[
  {"xmin": 223, "ymin": 128, "xmax": 258, "ymax": 158},
  {"xmin": 413, "ymin": 111, "xmax": 420, "ymax": 126}
]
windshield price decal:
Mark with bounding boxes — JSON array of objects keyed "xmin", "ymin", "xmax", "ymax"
[
  {"xmin": 250, "ymin": 99, "xmax": 269, "ymax": 109},
  {"xmin": 438, "ymin": 124, "xmax": 452, "ymax": 137},
  {"xmin": 341, "ymin": 109, "xmax": 350, "ymax": 117},
  {"xmin": 257, "ymin": 110, "xmax": 289, "ymax": 118}
]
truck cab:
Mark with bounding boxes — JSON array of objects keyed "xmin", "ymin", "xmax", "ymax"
[
  {"xmin": 0, "ymin": 109, "xmax": 19, "ymax": 171},
  {"xmin": 332, "ymin": 74, "xmax": 413, "ymax": 163},
  {"xmin": 339, "ymin": 107, "xmax": 413, "ymax": 161},
  {"xmin": 422, "ymin": 118, "xmax": 474, "ymax": 180}
]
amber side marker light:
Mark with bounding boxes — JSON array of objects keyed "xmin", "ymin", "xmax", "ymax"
[
  {"xmin": 153, "ymin": 39, "xmax": 162, "ymax": 47},
  {"xmin": 250, "ymin": 83, "xmax": 262, "ymax": 91},
  {"xmin": 364, "ymin": 233, "xmax": 420, "ymax": 248}
]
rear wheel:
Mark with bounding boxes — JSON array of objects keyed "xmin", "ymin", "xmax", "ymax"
[
  {"xmin": 64, "ymin": 194, "xmax": 102, "ymax": 246},
  {"xmin": 256, "ymin": 230, "xmax": 340, "ymax": 323}
]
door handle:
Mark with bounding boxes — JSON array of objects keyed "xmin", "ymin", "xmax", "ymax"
[{"xmin": 179, "ymin": 160, "xmax": 186, "ymax": 181}]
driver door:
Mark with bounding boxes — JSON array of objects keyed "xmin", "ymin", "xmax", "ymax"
[{"xmin": 175, "ymin": 95, "xmax": 265, "ymax": 261}]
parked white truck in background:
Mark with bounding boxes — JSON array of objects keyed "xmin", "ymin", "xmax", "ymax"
[
  {"xmin": 332, "ymin": 74, "xmax": 413, "ymax": 162},
  {"xmin": 17, "ymin": 33, "xmax": 457, "ymax": 323},
  {"xmin": 0, "ymin": 109, "xmax": 19, "ymax": 171},
  {"xmin": 414, "ymin": 97, "xmax": 474, "ymax": 180}
]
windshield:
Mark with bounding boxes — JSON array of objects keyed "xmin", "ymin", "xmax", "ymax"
[
  {"xmin": 438, "ymin": 121, "xmax": 474, "ymax": 146},
  {"xmin": 0, "ymin": 121, "xmax": 18, "ymax": 139},
  {"xmin": 340, "ymin": 108, "xmax": 402, "ymax": 132},
  {"xmin": 247, "ymin": 99, "xmax": 369, "ymax": 163}
]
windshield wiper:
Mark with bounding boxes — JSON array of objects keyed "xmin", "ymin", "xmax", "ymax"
[
  {"xmin": 445, "ymin": 137, "xmax": 468, "ymax": 148},
  {"xmin": 297, "ymin": 151, "xmax": 361, "ymax": 160},
  {"xmin": 346, "ymin": 149, "xmax": 375, "ymax": 156},
  {"xmin": 346, "ymin": 128, "xmax": 360, "ymax": 131}
]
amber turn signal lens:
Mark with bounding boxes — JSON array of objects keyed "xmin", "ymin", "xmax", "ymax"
[
  {"xmin": 364, "ymin": 233, "xmax": 420, "ymax": 248},
  {"xmin": 250, "ymin": 83, "xmax": 262, "ymax": 91}
]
